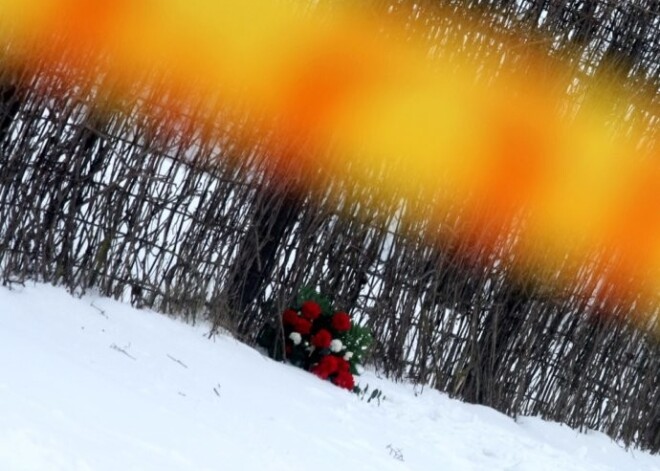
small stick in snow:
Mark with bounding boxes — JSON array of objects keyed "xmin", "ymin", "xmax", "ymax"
[
  {"xmin": 110, "ymin": 343, "xmax": 136, "ymax": 360},
  {"xmin": 90, "ymin": 301, "xmax": 108, "ymax": 319},
  {"xmin": 386, "ymin": 444, "xmax": 404, "ymax": 462},
  {"xmin": 166, "ymin": 354, "xmax": 188, "ymax": 369}
]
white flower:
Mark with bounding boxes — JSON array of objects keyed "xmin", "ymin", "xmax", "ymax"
[
  {"xmin": 343, "ymin": 351, "xmax": 354, "ymax": 360},
  {"xmin": 355, "ymin": 364, "xmax": 364, "ymax": 375},
  {"xmin": 289, "ymin": 332, "xmax": 302, "ymax": 345},
  {"xmin": 330, "ymin": 339, "xmax": 343, "ymax": 352}
]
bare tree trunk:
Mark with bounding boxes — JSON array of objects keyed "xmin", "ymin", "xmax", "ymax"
[
  {"xmin": 461, "ymin": 282, "xmax": 531, "ymax": 407},
  {"xmin": 0, "ymin": 77, "xmax": 22, "ymax": 149},
  {"xmin": 223, "ymin": 183, "xmax": 302, "ymax": 336}
]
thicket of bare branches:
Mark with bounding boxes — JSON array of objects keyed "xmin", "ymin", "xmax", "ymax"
[{"xmin": 0, "ymin": 0, "xmax": 658, "ymax": 452}]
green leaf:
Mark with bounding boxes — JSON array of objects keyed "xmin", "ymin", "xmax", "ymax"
[{"xmin": 342, "ymin": 324, "xmax": 372, "ymax": 366}]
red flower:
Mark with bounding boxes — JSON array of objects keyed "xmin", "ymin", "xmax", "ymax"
[
  {"xmin": 311, "ymin": 329, "xmax": 332, "ymax": 349},
  {"xmin": 311, "ymin": 365, "xmax": 326, "ymax": 379},
  {"xmin": 293, "ymin": 318, "xmax": 312, "ymax": 335},
  {"xmin": 331, "ymin": 312, "xmax": 351, "ymax": 332},
  {"xmin": 301, "ymin": 300, "xmax": 322, "ymax": 320},
  {"xmin": 336, "ymin": 358, "xmax": 351, "ymax": 372},
  {"xmin": 282, "ymin": 309, "xmax": 299, "ymax": 326},
  {"xmin": 333, "ymin": 370, "xmax": 355, "ymax": 390},
  {"xmin": 319, "ymin": 355, "xmax": 339, "ymax": 372},
  {"xmin": 311, "ymin": 355, "xmax": 339, "ymax": 379},
  {"xmin": 311, "ymin": 364, "xmax": 330, "ymax": 379}
]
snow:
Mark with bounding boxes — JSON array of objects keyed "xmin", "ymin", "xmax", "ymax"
[{"xmin": 0, "ymin": 284, "xmax": 658, "ymax": 471}]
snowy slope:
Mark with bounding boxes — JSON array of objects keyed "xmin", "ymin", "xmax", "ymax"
[{"xmin": 0, "ymin": 284, "xmax": 658, "ymax": 471}]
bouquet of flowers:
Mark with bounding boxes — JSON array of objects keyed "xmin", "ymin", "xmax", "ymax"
[{"xmin": 280, "ymin": 288, "xmax": 372, "ymax": 391}]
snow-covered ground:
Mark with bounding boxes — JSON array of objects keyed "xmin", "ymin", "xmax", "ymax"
[{"xmin": 0, "ymin": 284, "xmax": 658, "ymax": 471}]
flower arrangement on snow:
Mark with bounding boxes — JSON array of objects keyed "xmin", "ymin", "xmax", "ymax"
[{"xmin": 281, "ymin": 289, "xmax": 372, "ymax": 391}]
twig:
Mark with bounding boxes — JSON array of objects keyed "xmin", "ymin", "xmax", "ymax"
[
  {"xmin": 90, "ymin": 301, "xmax": 108, "ymax": 319},
  {"xmin": 386, "ymin": 444, "xmax": 404, "ymax": 462},
  {"xmin": 166, "ymin": 353, "xmax": 188, "ymax": 369},
  {"xmin": 110, "ymin": 343, "xmax": 136, "ymax": 360}
]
